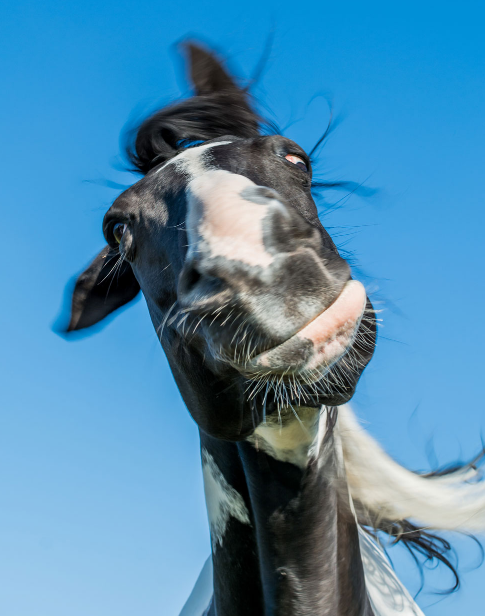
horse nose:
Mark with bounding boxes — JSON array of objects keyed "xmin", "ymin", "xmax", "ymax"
[
  {"xmin": 178, "ymin": 170, "xmax": 339, "ymax": 310},
  {"xmin": 178, "ymin": 257, "xmax": 227, "ymax": 305},
  {"xmin": 185, "ymin": 171, "xmax": 315, "ymax": 261}
]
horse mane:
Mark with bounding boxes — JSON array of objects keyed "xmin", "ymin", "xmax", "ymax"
[
  {"xmin": 124, "ymin": 42, "xmax": 267, "ymax": 175},
  {"xmin": 125, "ymin": 93, "xmax": 262, "ymax": 174},
  {"xmin": 338, "ymin": 405, "xmax": 485, "ymax": 593}
]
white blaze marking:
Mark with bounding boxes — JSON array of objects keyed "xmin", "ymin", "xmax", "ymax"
[
  {"xmin": 188, "ymin": 170, "xmax": 277, "ymax": 268},
  {"xmin": 157, "ymin": 140, "xmax": 278, "ymax": 268},
  {"xmin": 156, "ymin": 141, "xmax": 233, "ymax": 177},
  {"xmin": 201, "ymin": 449, "xmax": 250, "ymax": 551}
]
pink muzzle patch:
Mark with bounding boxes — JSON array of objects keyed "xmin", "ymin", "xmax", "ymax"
[
  {"xmin": 244, "ymin": 280, "xmax": 367, "ymax": 376},
  {"xmin": 187, "ymin": 171, "xmax": 280, "ymax": 268}
]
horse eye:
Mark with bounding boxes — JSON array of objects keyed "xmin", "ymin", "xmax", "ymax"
[
  {"xmin": 113, "ymin": 223, "xmax": 126, "ymax": 244},
  {"xmin": 285, "ymin": 154, "xmax": 308, "ymax": 172}
]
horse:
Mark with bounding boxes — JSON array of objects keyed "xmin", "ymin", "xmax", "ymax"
[{"xmin": 62, "ymin": 42, "xmax": 485, "ymax": 616}]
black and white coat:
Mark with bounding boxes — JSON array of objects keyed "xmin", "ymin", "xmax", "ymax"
[
  {"xmin": 181, "ymin": 401, "xmax": 485, "ymax": 616},
  {"xmin": 63, "ymin": 42, "xmax": 485, "ymax": 616}
]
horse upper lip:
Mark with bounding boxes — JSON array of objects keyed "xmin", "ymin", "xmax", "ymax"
[{"xmin": 241, "ymin": 280, "xmax": 367, "ymax": 372}]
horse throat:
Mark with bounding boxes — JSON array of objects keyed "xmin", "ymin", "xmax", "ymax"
[{"xmin": 199, "ymin": 406, "xmax": 374, "ymax": 616}]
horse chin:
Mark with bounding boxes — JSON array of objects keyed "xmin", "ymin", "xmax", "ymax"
[{"xmin": 218, "ymin": 280, "xmax": 373, "ymax": 412}]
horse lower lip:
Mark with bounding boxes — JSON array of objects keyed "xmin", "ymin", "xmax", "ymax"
[{"xmin": 242, "ymin": 280, "xmax": 367, "ymax": 375}]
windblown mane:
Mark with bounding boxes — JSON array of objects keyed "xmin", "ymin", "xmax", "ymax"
[
  {"xmin": 338, "ymin": 405, "xmax": 485, "ymax": 592},
  {"xmin": 125, "ymin": 94, "xmax": 261, "ymax": 174},
  {"xmin": 124, "ymin": 43, "xmax": 268, "ymax": 174}
]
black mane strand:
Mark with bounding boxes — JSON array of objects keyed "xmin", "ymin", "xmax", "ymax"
[{"xmin": 125, "ymin": 43, "xmax": 262, "ymax": 174}]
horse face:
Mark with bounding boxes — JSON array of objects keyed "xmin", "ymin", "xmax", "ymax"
[{"xmin": 64, "ymin": 43, "xmax": 376, "ymax": 439}]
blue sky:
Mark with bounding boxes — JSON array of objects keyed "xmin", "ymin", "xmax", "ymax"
[{"xmin": 1, "ymin": 1, "xmax": 485, "ymax": 614}]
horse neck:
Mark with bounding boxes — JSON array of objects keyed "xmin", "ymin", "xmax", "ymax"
[{"xmin": 200, "ymin": 406, "xmax": 374, "ymax": 616}]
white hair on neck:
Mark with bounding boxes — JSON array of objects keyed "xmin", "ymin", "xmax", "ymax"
[{"xmin": 337, "ymin": 404, "xmax": 485, "ymax": 532}]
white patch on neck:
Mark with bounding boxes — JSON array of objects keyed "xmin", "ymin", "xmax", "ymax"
[
  {"xmin": 185, "ymin": 405, "xmax": 425, "ymax": 616},
  {"xmin": 248, "ymin": 406, "xmax": 321, "ymax": 469},
  {"xmin": 201, "ymin": 449, "xmax": 250, "ymax": 551},
  {"xmin": 156, "ymin": 141, "xmax": 232, "ymax": 177}
]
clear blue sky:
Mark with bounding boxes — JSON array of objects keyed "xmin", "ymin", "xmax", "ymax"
[{"xmin": 1, "ymin": 1, "xmax": 484, "ymax": 614}]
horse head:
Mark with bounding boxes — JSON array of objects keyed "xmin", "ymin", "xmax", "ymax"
[{"xmin": 64, "ymin": 42, "xmax": 376, "ymax": 441}]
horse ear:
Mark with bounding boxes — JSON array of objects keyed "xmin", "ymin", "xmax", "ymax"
[
  {"xmin": 183, "ymin": 42, "xmax": 243, "ymax": 96},
  {"xmin": 63, "ymin": 246, "xmax": 140, "ymax": 333},
  {"xmin": 126, "ymin": 41, "xmax": 261, "ymax": 174}
]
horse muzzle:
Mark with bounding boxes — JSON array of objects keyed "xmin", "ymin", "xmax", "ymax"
[{"xmin": 176, "ymin": 169, "xmax": 370, "ymax": 391}]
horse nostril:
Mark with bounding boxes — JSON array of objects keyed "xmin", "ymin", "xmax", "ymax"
[
  {"xmin": 178, "ymin": 262, "xmax": 226, "ymax": 306},
  {"xmin": 179, "ymin": 263, "xmax": 203, "ymax": 297}
]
